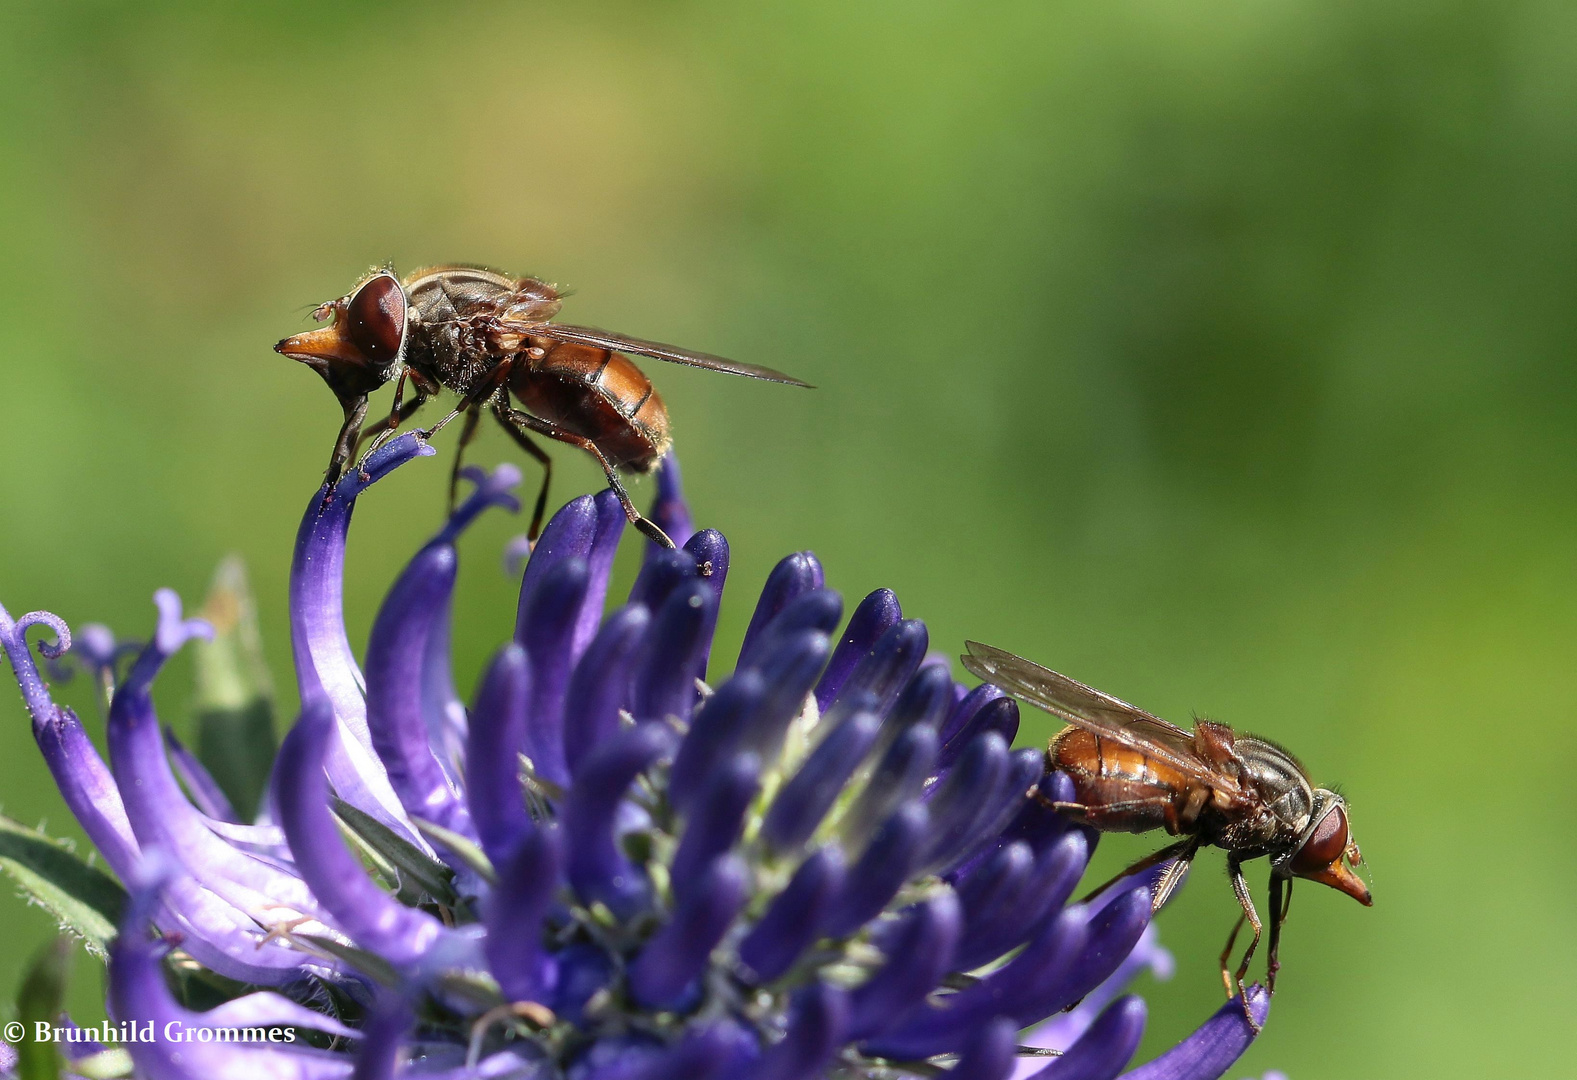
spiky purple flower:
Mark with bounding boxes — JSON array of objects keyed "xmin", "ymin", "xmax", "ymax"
[{"xmin": 1, "ymin": 435, "xmax": 1271, "ymax": 1079}]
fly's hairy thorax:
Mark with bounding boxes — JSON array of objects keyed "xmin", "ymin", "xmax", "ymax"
[{"xmin": 403, "ymin": 268, "xmax": 517, "ymax": 398}]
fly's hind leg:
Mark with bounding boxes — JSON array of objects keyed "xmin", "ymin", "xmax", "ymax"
[
  {"xmin": 1044, "ymin": 794, "xmax": 1175, "ymax": 832},
  {"xmin": 447, "ymin": 405, "xmax": 483, "ymax": 511},
  {"xmin": 493, "ymin": 405, "xmax": 675, "ymax": 549},
  {"xmin": 1221, "ymin": 856, "xmax": 1265, "ymax": 1031},
  {"xmin": 1076, "ymin": 835, "xmax": 1199, "ymax": 910},
  {"xmin": 490, "ymin": 400, "xmax": 553, "ymax": 541}
]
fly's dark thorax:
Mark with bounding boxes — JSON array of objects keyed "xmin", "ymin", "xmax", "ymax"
[
  {"xmin": 1234, "ymin": 737, "xmax": 1315, "ymax": 837},
  {"xmin": 402, "ymin": 267, "xmax": 517, "ymax": 397}
]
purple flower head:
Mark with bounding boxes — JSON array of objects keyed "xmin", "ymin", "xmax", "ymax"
[{"xmin": 2, "ymin": 437, "xmax": 1273, "ymax": 1079}]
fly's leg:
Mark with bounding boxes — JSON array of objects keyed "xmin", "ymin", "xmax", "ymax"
[
  {"xmin": 493, "ymin": 405, "xmax": 675, "ymax": 549},
  {"xmin": 447, "ymin": 405, "xmax": 483, "ymax": 512},
  {"xmin": 321, "ymin": 395, "xmax": 370, "ymax": 509},
  {"xmin": 1265, "ymin": 874, "xmax": 1292, "ymax": 995},
  {"xmin": 1222, "ymin": 856, "xmax": 1264, "ymax": 1031},
  {"xmin": 422, "ymin": 359, "xmax": 517, "ymax": 442},
  {"xmin": 1076, "ymin": 836, "xmax": 1197, "ymax": 908},
  {"xmin": 1044, "ymin": 794, "xmax": 1174, "ymax": 832},
  {"xmin": 1150, "ymin": 835, "xmax": 1201, "ymax": 911},
  {"xmin": 360, "ymin": 374, "xmax": 430, "ymax": 459},
  {"xmin": 489, "ymin": 400, "xmax": 553, "ymax": 541}
]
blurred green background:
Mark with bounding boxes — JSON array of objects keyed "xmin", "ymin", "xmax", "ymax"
[{"xmin": 1, "ymin": 1, "xmax": 1572, "ymax": 1076}]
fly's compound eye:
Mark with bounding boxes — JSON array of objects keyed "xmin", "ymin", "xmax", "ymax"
[
  {"xmin": 344, "ymin": 273, "xmax": 407, "ymax": 365},
  {"xmin": 1288, "ymin": 802, "xmax": 1349, "ymax": 877}
]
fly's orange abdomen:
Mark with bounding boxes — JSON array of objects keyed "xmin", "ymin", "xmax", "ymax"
[
  {"xmin": 512, "ymin": 343, "xmax": 671, "ymax": 470},
  {"xmin": 1050, "ymin": 727, "xmax": 1189, "ymax": 834}
]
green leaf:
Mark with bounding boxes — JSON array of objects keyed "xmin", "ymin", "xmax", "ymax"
[
  {"xmin": 330, "ymin": 797, "xmax": 460, "ymax": 907},
  {"xmin": 411, "ymin": 818, "xmax": 496, "ymax": 885},
  {"xmin": 295, "ymin": 934, "xmax": 401, "ymax": 988},
  {"xmin": 191, "ymin": 556, "xmax": 278, "ymax": 821},
  {"xmin": 15, "ymin": 937, "xmax": 69, "ymax": 1080},
  {"xmin": 0, "ymin": 814, "xmax": 126, "ymax": 957}
]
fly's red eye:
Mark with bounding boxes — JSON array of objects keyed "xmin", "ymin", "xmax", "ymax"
[
  {"xmin": 344, "ymin": 274, "xmax": 406, "ymax": 364},
  {"xmin": 1289, "ymin": 804, "xmax": 1349, "ymax": 876}
]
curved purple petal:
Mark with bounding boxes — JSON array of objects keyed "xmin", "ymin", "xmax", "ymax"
[
  {"xmin": 1023, "ymin": 925, "xmax": 1173, "ymax": 1058},
  {"xmin": 1025, "ymin": 995, "xmax": 1147, "ymax": 1080},
  {"xmin": 737, "ymin": 553, "xmax": 824, "ymax": 665},
  {"xmin": 883, "ymin": 662, "xmax": 955, "ymax": 743},
  {"xmin": 108, "ymin": 594, "xmax": 321, "ymax": 918},
  {"xmin": 921, "ymin": 733, "xmax": 1009, "ymax": 863},
  {"xmin": 865, "ymin": 901, "xmax": 1090, "ymax": 1059},
  {"xmin": 110, "ymin": 868, "xmax": 354, "ymax": 1080},
  {"xmin": 289, "ymin": 435, "xmax": 433, "ymax": 843},
  {"xmin": 466, "ymin": 644, "xmax": 534, "ymax": 865},
  {"xmin": 273, "ymin": 701, "xmax": 448, "ymax": 967},
  {"xmin": 760, "ymin": 710, "xmax": 881, "ymax": 851},
  {"xmin": 0, "ymin": 603, "xmax": 71, "ymax": 722},
  {"xmin": 646, "ymin": 453, "xmax": 695, "ymax": 553},
  {"xmin": 517, "ymin": 490, "xmax": 626, "ymax": 667},
  {"xmin": 1118, "ymin": 988, "xmax": 1268, "ymax": 1080},
  {"xmin": 670, "ymin": 752, "xmax": 759, "ymax": 897},
  {"xmin": 564, "ymin": 723, "xmax": 676, "ymax": 918},
  {"xmin": 954, "ymin": 831, "xmax": 1089, "ymax": 973},
  {"xmin": 364, "ymin": 543, "xmax": 475, "ymax": 841},
  {"xmin": 667, "ymin": 671, "xmax": 765, "ymax": 815},
  {"xmin": 164, "ymin": 726, "xmax": 238, "ymax": 823},
  {"xmin": 682, "ymin": 528, "xmax": 729, "ymax": 681},
  {"xmin": 839, "ymin": 724, "xmax": 939, "ymax": 853},
  {"xmin": 628, "ymin": 547, "xmax": 696, "ymax": 613},
  {"xmin": 823, "ymin": 801, "xmax": 930, "ymax": 938},
  {"xmin": 737, "ymin": 589, "xmax": 842, "ymax": 673},
  {"xmin": 939, "ymin": 695, "xmax": 1019, "ymax": 770},
  {"xmin": 844, "ymin": 891, "xmax": 962, "ymax": 1041},
  {"xmin": 350, "ymin": 992, "xmax": 412, "ymax": 1080},
  {"xmin": 575, "ymin": 490, "xmax": 629, "ymax": 659},
  {"xmin": 627, "ymin": 855, "xmax": 749, "ymax": 1011},
  {"xmin": 940, "ymin": 684, "xmax": 1008, "ymax": 751},
  {"xmin": 742, "ymin": 983, "xmax": 848, "ymax": 1080},
  {"xmin": 290, "ymin": 432, "xmax": 432, "ymax": 744},
  {"xmin": 737, "ymin": 846, "xmax": 845, "ymax": 984},
  {"xmin": 517, "ymin": 556, "xmax": 591, "ymax": 788},
  {"xmin": 562, "ymin": 605, "xmax": 651, "ymax": 776},
  {"xmin": 735, "ymin": 629, "xmax": 830, "ymax": 764},
  {"xmin": 947, "ymin": 1018, "xmax": 1017, "ymax": 1080},
  {"xmin": 930, "ymin": 748, "xmax": 1044, "ymax": 875},
  {"xmin": 630, "ymin": 581, "xmax": 715, "ymax": 725},
  {"xmin": 814, "ymin": 588, "xmax": 901, "ymax": 711},
  {"xmin": 824, "ymin": 619, "xmax": 928, "ymax": 723},
  {"xmin": 485, "ymin": 827, "xmax": 562, "ymax": 1003}
]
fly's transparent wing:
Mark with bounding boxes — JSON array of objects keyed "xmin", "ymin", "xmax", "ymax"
[
  {"xmin": 961, "ymin": 641, "xmax": 1235, "ymax": 792},
  {"xmin": 515, "ymin": 322, "xmax": 813, "ymax": 387}
]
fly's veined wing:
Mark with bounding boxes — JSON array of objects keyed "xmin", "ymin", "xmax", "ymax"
[
  {"xmin": 517, "ymin": 322, "xmax": 814, "ymax": 387},
  {"xmin": 960, "ymin": 641, "xmax": 1236, "ymax": 792}
]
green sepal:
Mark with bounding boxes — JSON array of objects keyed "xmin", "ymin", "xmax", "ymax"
[
  {"xmin": 331, "ymin": 797, "xmax": 460, "ymax": 908},
  {"xmin": 295, "ymin": 934, "xmax": 401, "ymax": 988},
  {"xmin": 412, "ymin": 818, "xmax": 497, "ymax": 885},
  {"xmin": 0, "ymin": 814, "xmax": 126, "ymax": 958},
  {"xmin": 191, "ymin": 557, "xmax": 278, "ymax": 821},
  {"xmin": 15, "ymin": 936, "xmax": 69, "ymax": 1080}
]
